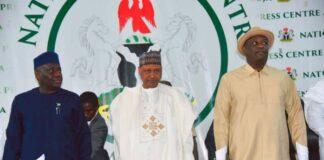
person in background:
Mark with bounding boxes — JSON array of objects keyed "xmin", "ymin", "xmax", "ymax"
[
  {"xmin": 159, "ymin": 80, "xmax": 172, "ymax": 86},
  {"xmin": 3, "ymin": 51, "xmax": 91, "ymax": 160},
  {"xmin": 213, "ymin": 27, "xmax": 308, "ymax": 160},
  {"xmin": 304, "ymin": 79, "xmax": 324, "ymax": 160},
  {"xmin": 80, "ymin": 91, "xmax": 109, "ymax": 160},
  {"xmin": 110, "ymin": 50, "xmax": 196, "ymax": 160},
  {"xmin": 205, "ymin": 122, "xmax": 216, "ymax": 159}
]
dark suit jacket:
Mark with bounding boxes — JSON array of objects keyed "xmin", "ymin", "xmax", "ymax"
[
  {"xmin": 89, "ymin": 113, "xmax": 109, "ymax": 160},
  {"xmin": 3, "ymin": 88, "xmax": 91, "ymax": 160}
]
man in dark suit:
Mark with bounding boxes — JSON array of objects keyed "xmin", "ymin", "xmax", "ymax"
[
  {"xmin": 3, "ymin": 51, "xmax": 91, "ymax": 160},
  {"xmin": 81, "ymin": 91, "xmax": 109, "ymax": 160}
]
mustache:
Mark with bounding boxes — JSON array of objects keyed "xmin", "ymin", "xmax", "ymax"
[
  {"xmin": 53, "ymin": 77, "xmax": 63, "ymax": 81},
  {"xmin": 255, "ymin": 49, "xmax": 268, "ymax": 53}
]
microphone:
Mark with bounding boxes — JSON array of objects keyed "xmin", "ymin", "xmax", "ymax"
[{"xmin": 56, "ymin": 102, "xmax": 61, "ymax": 115}]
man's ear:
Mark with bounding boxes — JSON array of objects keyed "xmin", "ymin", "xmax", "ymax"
[
  {"xmin": 34, "ymin": 70, "xmax": 40, "ymax": 81},
  {"xmin": 138, "ymin": 66, "xmax": 142, "ymax": 75},
  {"xmin": 160, "ymin": 66, "xmax": 163, "ymax": 76},
  {"xmin": 242, "ymin": 45, "xmax": 247, "ymax": 55}
]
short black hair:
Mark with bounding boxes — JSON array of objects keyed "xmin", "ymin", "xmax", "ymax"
[{"xmin": 80, "ymin": 91, "xmax": 99, "ymax": 108}]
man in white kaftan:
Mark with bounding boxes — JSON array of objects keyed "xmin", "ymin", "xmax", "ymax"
[
  {"xmin": 304, "ymin": 79, "xmax": 324, "ymax": 160},
  {"xmin": 110, "ymin": 50, "xmax": 196, "ymax": 160}
]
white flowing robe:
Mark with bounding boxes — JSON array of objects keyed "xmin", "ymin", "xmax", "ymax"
[
  {"xmin": 304, "ymin": 79, "xmax": 324, "ymax": 160},
  {"xmin": 110, "ymin": 84, "xmax": 196, "ymax": 160}
]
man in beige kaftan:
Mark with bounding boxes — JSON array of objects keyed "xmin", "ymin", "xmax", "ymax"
[
  {"xmin": 214, "ymin": 27, "xmax": 309, "ymax": 160},
  {"xmin": 110, "ymin": 50, "xmax": 196, "ymax": 160}
]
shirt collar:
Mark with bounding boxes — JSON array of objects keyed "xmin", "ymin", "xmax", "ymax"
[
  {"xmin": 141, "ymin": 86, "xmax": 159, "ymax": 103},
  {"xmin": 142, "ymin": 86, "xmax": 158, "ymax": 93},
  {"xmin": 88, "ymin": 111, "xmax": 98, "ymax": 126},
  {"xmin": 244, "ymin": 64, "xmax": 270, "ymax": 75}
]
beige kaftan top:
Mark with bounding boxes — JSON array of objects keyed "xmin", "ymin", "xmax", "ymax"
[{"xmin": 214, "ymin": 64, "xmax": 307, "ymax": 160}]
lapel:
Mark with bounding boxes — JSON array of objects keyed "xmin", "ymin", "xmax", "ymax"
[{"xmin": 89, "ymin": 113, "xmax": 99, "ymax": 130}]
